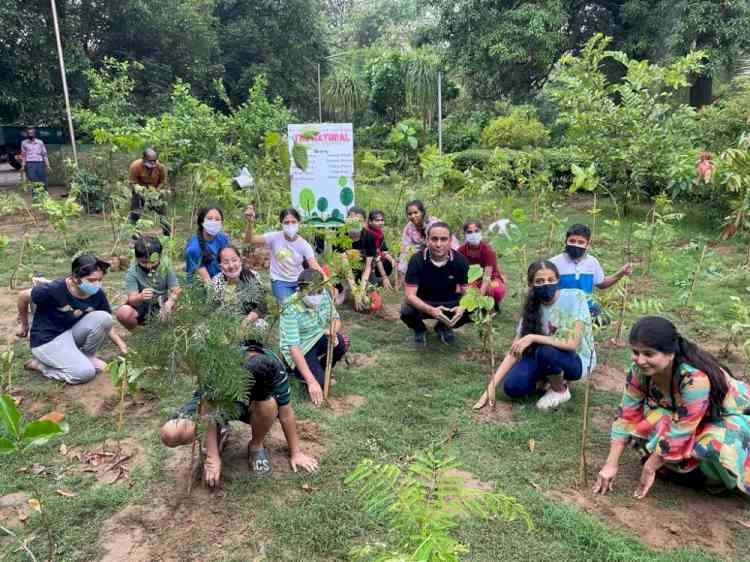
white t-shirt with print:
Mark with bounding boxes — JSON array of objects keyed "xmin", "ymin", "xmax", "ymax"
[{"xmin": 264, "ymin": 231, "xmax": 315, "ymax": 282}]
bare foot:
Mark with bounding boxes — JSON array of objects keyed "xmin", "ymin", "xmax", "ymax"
[
  {"xmin": 87, "ymin": 356, "xmax": 107, "ymax": 371},
  {"xmin": 203, "ymin": 452, "xmax": 222, "ymax": 488},
  {"xmin": 24, "ymin": 359, "xmax": 41, "ymax": 372}
]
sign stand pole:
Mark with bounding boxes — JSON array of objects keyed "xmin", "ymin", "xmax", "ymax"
[{"xmin": 50, "ymin": 0, "xmax": 78, "ymax": 168}]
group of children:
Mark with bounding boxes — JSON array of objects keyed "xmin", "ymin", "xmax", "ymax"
[{"xmin": 13, "ymin": 200, "xmax": 750, "ymax": 499}]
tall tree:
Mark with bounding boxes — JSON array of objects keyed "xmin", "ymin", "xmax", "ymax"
[{"xmin": 216, "ymin": 0, "xmax": 329, "ymax": 119}]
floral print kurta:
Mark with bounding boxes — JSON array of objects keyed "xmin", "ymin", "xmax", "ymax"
[
  {"xmin": 397, "ymin": 217, "xmax": 460, "ymax": 273},
  {"xmin": 611, "ymin": 363, "xmax": 750, "ymax": 494}
]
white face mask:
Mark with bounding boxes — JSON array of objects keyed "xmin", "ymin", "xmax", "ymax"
[
  {"xmin": 303, "ymin": 294, "xmax": 324, "ymax": 307},
  {"xmin": 203, "ymin": 219, "xmax": 222, "ymax": 236},
  {"xmin": 283, "ymin": 223, "xmax": 299, "ymax": 238},
  {"xmin": 223, "ymin": 268, "xmax": 242, "ymax": 279},
  {"xmin": 466, "ymin": 232, "xmax": 482, "ymax": 246}
]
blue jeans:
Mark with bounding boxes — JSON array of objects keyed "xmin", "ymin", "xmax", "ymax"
[
  {"xmin": 25, "ymin": 162, "xmax": 48, "ymax": 191},
  {"xmin": 503, "ymin": 344, "xmax": 583, "ymax": 398},
  {"xmin": 271, "ymin": 280, "xmax": 298, "ymax": 303}
]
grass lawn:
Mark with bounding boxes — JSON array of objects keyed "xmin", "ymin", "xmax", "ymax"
[{"xmin": 0, "ymin": 186, "xmax": 748, "ymax": 561}]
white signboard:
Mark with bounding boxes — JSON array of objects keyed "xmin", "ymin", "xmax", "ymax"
[{"xmin": 288, "ymin": 123, "xmax": 354, "ymax": 226}]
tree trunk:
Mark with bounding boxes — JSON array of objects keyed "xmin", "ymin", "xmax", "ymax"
[{"xmin": 689, "ymin": 72, "xmax": 713, "ymax": 109}]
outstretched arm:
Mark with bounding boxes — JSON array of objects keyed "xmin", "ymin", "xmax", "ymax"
[
  {"xmin": 243, "ymin": 205, "xmax": 268, "ymax": 245},
  {"xmin": 16, "ymin": 289, "xmax": 31, "ymax": 337},
  {"xmin": 597, "ymin": 263, "xmax": 632, "ymax": 290},
  {"xmin": 278, "ymin": 404, "xmax": 319, "ymax": 472},
  {"xmin": 108, "ymin": 329, "xmax": 128, "ymax": 355}
]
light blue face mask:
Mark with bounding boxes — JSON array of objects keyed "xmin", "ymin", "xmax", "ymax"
[{"xmin": 79, "ymin": 280, "xmax": 102, "ymax": 296}]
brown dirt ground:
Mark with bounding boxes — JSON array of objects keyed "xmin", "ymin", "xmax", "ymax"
[
  {"xmin": 345, "ymin": 353, "xmax": 377, "ymax": 368},
  {"xmin": 589, "ymin": 363, "xmax": 626, "ymax": 394},
  {"xmin": 458, "ymin": 348, "xmax": 494, "ymax": 363},
  {"xmin": 326, "ymin": 393, "xmax": 366, "ymax": 416},
  {"xmin": 551, "ymin": 447, "xmax": 749, "ymax": 557},
  {"xmin": 471, "ymin": 400, "xmax": 514, "ymax": 424},
  {"xmin": 376, "ymin": 303, "xmax": 401, "ymax": 322},
  {"xmin": 65, "ymin": 438, "xmax": 145, "ymax": 486},
  {"xmin": 98, "ymin": 418, "xmax": 325, "ymax": 562},
  {"xmin": 0, "ymin": 286, "xmax": 21, "ymax": 348}
]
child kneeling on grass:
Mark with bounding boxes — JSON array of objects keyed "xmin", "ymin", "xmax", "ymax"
[
  {"xmin": 549, "ymin": 223, "xmax": 632, "ymax": 323},
  {"xmin": 116, "ymin": 236, "xmax": 181, "ymax": 331},
  {"xmin": 280, "ymin": 269, "xmax": 348, "ymax": 406},
  {"xmin": 160, "ymin": 341, "xmax": 318, "ymax": 487},
  {"xmin": 473, "ymin": 260, "xmax": 595, "ymax": 411}
]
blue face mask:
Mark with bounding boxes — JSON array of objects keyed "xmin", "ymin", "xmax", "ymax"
[
  {"xmin": 79, "ymin": 280, "xmax": 102, "ymax": 296},
  {"xmin": 565, "ymin": 244, "xmax": 586, "ymax": 260},
  {"xmin": 533, "ymin": 282, "xmax": 559, "ymax": 303}
]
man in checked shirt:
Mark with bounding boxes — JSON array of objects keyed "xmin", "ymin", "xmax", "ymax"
[{"xmin": 21, "ymin": 127, "xmax": 50, "ymax": 192}]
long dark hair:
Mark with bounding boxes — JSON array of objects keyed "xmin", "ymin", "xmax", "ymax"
[
  {"xmin": 196, "ymin": 206, "xmax": 223, "ymax": 267},
  {"xmin": 405, "ymin": 199, "xmax": 427, "ymax": 236},
  {"xmin": 218, "ymin": 245, "xmax": 254, "ymax": 284},
  {"xmin": 629, "ymin": 316, "xmax": 730, "ymax": 420},
  {"xmin": 519, "ymin": 260, "xmax": 559, "ymax": 338}
]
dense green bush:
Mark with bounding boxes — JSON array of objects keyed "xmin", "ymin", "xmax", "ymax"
[
  {"xmin": 441, "ymin": 111, "xmax": 489, "ymax": 152},
  {"xmin": 452, "ymin": 149, "xmax": 493, "ymax": 171},
  {"xmin": 697, "ymin": 77, "xmax": 750, "ymax": 153},
  {"xmin": 480, "ymin": 108, "xmax": 550, "ymax": 149}
]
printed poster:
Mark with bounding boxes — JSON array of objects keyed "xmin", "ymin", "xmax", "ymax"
[{"xmin": 288, "ymin": 123, "xmax": 354, "ymax": 226}]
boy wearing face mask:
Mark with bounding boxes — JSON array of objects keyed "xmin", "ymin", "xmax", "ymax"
[
  {"xmin": 279, "ymin": 269, "xmax": 348, "ymax": 406},
  {"xmin": 117, "ymin": 236, "xmax": 180, "ymax": 331},
  {"xmin": 457, "ymin": 219, "xmax": 506, "ymax": 310},
  {"xmin": 19, "ymin": 254, "xmax": 127, "ymax": 384},
  {"xmin": 549, "ymin": 223, "xmax": 632, "ymax": 319}
]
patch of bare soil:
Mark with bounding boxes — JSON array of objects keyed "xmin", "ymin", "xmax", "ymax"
[
  {"xmin": 345, "ymin": 352, "xmax": 377, "ymax": 368},
  {"xmin": 458, "ymin": 348, "xmax": 492, "ymax": 363},
  {"xmin": 326, "ymin": 393, "xmax": 366, "ymax": 416},
  {"xmin": 376, "ymin": 303, "xmax": 401, "ymax": 322},
  {"xmin": 550, "ymin": 448, "xmax": 748, "ymax": 557},
  {"xmin": 589, "ymin": 363, "xmax": 626, "ymax": 394},
  {"xmin": 0, "ymin": 286, "xmax": 21, "ymax": 347},
  {"xmin": 708, "ymin": 241, "xmax": 735, "ymax": 256},
  {"xmin": 61, "ymin": 371, "xmax": 119, "ymax": 417},
  {"xmin": 0, "ymin": 492, "xmax": 32, "ymax": 532},
  {"xmin": 471, "ymin": 400, "xmax": 513, "ymax": 424},
  {"xmin": 445, "ymin": 469, "xmax": 493, "ymax": 492},
  {"xmin": 66, "ymin": 438, "xmax": 145, "ymax": 486}
]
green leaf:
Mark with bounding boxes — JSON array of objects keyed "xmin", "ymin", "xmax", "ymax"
[
  {"xmin": 21, "ymin": 420, "xmax": 67, "ymax": 448},
  {"xmin": 467, "ymin": 264, "xmax": 483, "ymax": 284},
  {"xmin": 264, "ymin": 131, "xmax": 281, "ymax": 147},
  {"xmin": 0, "ymin": 436, "xmax": 16, "ymax": 453},
  {"xmin": 292, "ymin": 143, "xmax": 308, "ymax": 171},
  {"xmin": 0, "ymin": 394, "xmax": 22, "ymax": 439},
  {"xmin": 407, "ymin": 137, "xmax": 419, "ymax": 150}
]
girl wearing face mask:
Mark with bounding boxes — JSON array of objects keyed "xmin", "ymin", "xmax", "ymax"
[
  {"xmin": 397, "ymin": 200, "xmax": 459, "ymax": 290},
  {"xmin": 594, "ymin": 316, "xmax": 750, "ymax": 500},
  {"xmin": 211, "ymin": 245, "xmax": 267, "ymax": 325},
  {"xmin": 185, "ymin": 206, "xmax": 231, "ymax": 284},
  {"xmin": 366, "ymin": 209, "xmax": 396, "ymax": 289},
  {"xmin": 457, "ymin": 219, "xmax": 506, "ymax": 310},
  {"xmin": 279, "ymin": 269, "xmax": 348, "ymax": 406},
  {"xmin": 244, "ymin": 206, "xmax": 326, "ymax": 303},
  {"xmin": 19, "ymin": 254, "xmax": 127, "ymax": 384},
  {"xmin": 473, "ymin": 260, "xmax": 594, "ymax": 411}
]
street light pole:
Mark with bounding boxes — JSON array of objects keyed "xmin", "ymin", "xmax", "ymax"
[
  {"xmin": 50, "ymin": 0, "xmax": 78, "ymax": 167},
  {"xmin": 317, "ymin": 62, "xmax": 322, "ymax": 123},
  {"xmin": 437, "ymin": 70, "xmax": 443, "ymax": 154}
]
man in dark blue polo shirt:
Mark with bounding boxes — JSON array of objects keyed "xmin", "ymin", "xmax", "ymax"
[{"xmin": 401, "ymin": 222, "xmax": 470, "ymax": 345}]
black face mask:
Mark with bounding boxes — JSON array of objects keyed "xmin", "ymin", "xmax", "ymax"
[
  {"xmin": 138, "ymin": 263, "xmax": 158, "ymax": 274},
  {"xmin": 565, "ymin": 244, "xmax": 586, "ymax": 260},
  {"xmin": 533, "ymin": 283, "xmax": 559, "ymax": 302}
]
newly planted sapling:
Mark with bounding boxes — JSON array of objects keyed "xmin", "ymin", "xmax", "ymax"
[
  {"xmin": 107, "ymin": 356, "xmax": 146, "ymax": 437},
  {"xmin": 30, "ymin": 187, "xmax": 82, "ymax": 255},
  {"xmin": 0, "ymin": 394, "xmax": 69, "ymax": 561},
  {"xmin": 346, "ymin": 446, "xmax": 532, "ymax": 561}
]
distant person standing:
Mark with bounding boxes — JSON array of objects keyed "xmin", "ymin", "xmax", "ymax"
[
  {"xmin": 21, "ymin": 128, "xmax": 49, "ymax": 192},
  {"xmin": 128, "ymin": 148, "xmax": 170, "ymax": 235}
]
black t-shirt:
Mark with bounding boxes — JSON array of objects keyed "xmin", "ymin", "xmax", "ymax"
[
  {"xmin": 405, "ymin": 250, "xmax": 469, "ymax": 303},
  {"xmin": 30, "ymin": 278, "xmax": 111, "ymax": 348},
  {"xmin": 351, "ymin": 229, "xmax": 378, "ymax": 259}
]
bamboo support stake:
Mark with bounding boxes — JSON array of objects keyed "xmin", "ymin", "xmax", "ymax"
[
  {"xmin": 50, "ymin": 0, "xmax": 79, "ymax": 167},
  {"xmin": 187, "ymin": 401, "xmax": 202, "ymax": 496},
  {"xmin": 578, "ymin": 354, "xmax": 595, "ymax": 487},
  {"xmin": 686, "ymin": 243, "xmax": 708, "ymax": 307},
  {"xmin": 323, "ymin": 289, "xmax": 336, "ymax": 399}
]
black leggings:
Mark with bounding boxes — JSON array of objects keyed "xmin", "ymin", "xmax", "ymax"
[{"xmin": 293, "ymin": 334, "xmax": 347, "ymax": 387}]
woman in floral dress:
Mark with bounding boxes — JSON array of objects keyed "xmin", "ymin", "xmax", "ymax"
[{"xmin": 594, "ymin": 316, "xmax": 750, "ymax": 498}]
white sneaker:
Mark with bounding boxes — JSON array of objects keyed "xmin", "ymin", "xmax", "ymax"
[{"xmin": 536, "ymin": 386, "xmax": 571, "ymax": 410}]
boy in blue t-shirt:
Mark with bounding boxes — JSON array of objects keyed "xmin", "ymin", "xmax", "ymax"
[{"xmin": 549, "ymin": 223, "xmax": 632, "ymax": 320}]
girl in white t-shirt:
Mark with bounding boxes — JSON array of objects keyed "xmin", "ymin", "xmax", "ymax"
[{"xmin": 244, "ymin": 206, "xmax": 326, "ymax": 303}]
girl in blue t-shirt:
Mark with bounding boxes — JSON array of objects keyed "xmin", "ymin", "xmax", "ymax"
[
  {"xmin": 473, "ymin": 259, "xmax": 594, "ymax": 412},
  {"xmin": 184, "ymin": 206, "xmax": 231, "ymax": 283}
]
